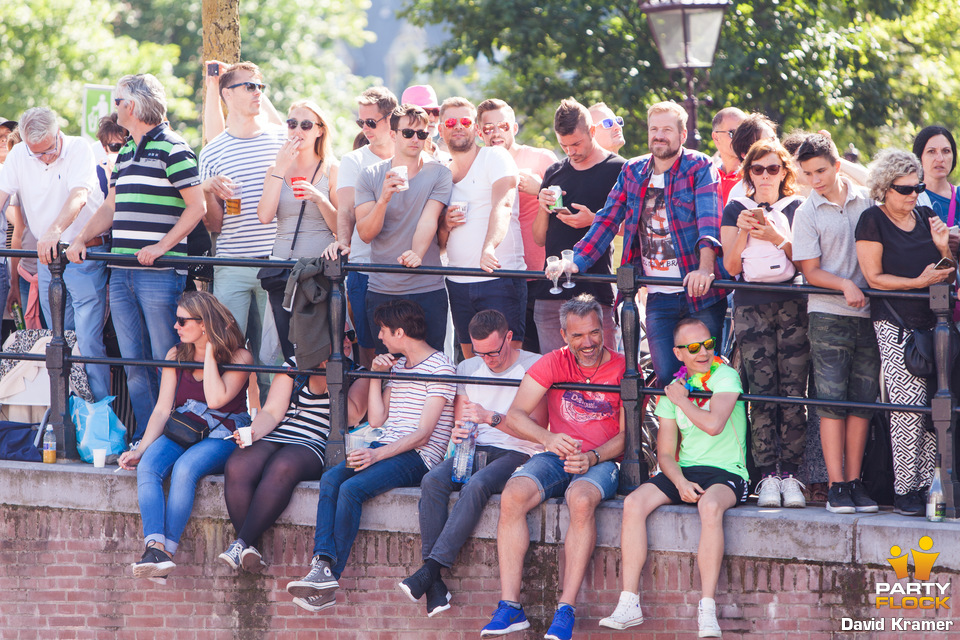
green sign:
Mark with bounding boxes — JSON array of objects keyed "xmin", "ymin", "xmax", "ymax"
[{"xmin": 82, "ymin": 85, "xmax": 114, "ymax": 140}]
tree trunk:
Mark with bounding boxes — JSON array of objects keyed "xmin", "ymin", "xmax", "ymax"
[{"xmin": 201, "ymin": 0, "xmax": 240, "ymax": 144}]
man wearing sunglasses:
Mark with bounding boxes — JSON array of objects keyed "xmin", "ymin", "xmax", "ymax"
[
  {"xmin": 399, "ymin": 309, "xmax": 544, "ymax": 617},
  {"xmin": 588, "ymin": 102, "xmax": 626, "ymax": 156},
  {"xmin": 438, "ymin": 97, "xmax": 527, "ymax": 359},
  {"xmin": 710, "ymin": 107, "xmax": 746, "ymax": 206},
  {"xmin": 401, "ymin": 85, "xmax": 450, "ymax": 164},
  {"xmin": 354, "ymin": 104, "xmax": 451, "ymax": 353},
  {"xmin": 0, "ymin": 106, "xmax": 111, "ymax": 406},
  {"xmin": 198, "ymin": 61, "xmax": 288, "ymax": 398}
]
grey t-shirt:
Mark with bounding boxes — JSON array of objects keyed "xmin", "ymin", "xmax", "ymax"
[
  {"xmin": 791, "ymin": 179, "xmax": 874, "ymax": 317},
  {"xmin": 272, "ymin": 171, "xmax": 336, "ymax": 259},
  {"xmin": 356, "ymin": 159, "xmax": 452, "ymax": 295}
]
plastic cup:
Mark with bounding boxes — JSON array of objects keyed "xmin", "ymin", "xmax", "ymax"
[
  {"xmin": 292, "ymin": 175, "xmax": 306, "ymax": 199},
  {"xmin": 225, "ymin": 181, "xmax": 243, "ymax": 215},
  {"xmin": 345, "ymin": 431, "xmax": 368, "ymax": 469},
  {"xmin": 392, "ymin": 165, "xmax": 409, "ymax": 191},
  {"xmin": 92, "ymin": 448, "xmax": 106, "ymax": 468},
  {"xmin": 238, "ymin": 426, "xmax": 253, "ymax": 446}
]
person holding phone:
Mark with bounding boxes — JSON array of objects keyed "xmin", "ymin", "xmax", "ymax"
[
  {"xmin": 855, "ymin": 149, "xmax": 955, "ymax": 516},
  {"xmin": 720, "ymin": 138, "xmax": 810, "ymax": 509}
]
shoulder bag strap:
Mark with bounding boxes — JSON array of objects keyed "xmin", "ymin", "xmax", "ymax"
[
  {"xmin": 948, "ymin": 185, "xmax": 957, "ymax": 227},
  {"xmin": 287, "ymin": 161, "xmax": 324, "ymax": 258},
  {"xmin": 882, "ymin": 298, "xmax": 909, "ymax": 329}
]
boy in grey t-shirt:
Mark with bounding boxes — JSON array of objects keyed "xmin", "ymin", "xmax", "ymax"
[
  {"xmin": 354, "ymin": 104, "xmax": 452, "ymax": 353},
  {"xmin": 791, "ymin": 134, "xmax": 880, "ymax": 516}
]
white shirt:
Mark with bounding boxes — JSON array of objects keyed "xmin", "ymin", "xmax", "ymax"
[
  {"xmin": 338, "ymin": 146, "xmax": 389, "ymax": 264},
  {"xmin": 446, "ymin": 146, "xmax": 525, "ymax": 283},
  {"xmin": 0, "ymin": 136, "xmax": 103, "ymax": 244}
]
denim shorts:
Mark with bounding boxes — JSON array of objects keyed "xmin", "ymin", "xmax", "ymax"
[
  {"xmin": 511, "ymin": 451, "xmax": 619, "ymax": 502},
  {"xmin": 446, "ymin": 277, "xmax": 526, "ymax": 344}
]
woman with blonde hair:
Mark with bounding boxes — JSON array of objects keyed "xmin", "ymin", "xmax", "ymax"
[
  {"xmin": 119, "ymin": 291, "xmax": 253, "ymax": 582},
  {"xmin": 258, "ymin": 100, "xmax": 339, "ymax": 358}
]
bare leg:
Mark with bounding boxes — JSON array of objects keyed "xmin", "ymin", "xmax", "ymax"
[
  {"xmin": 696, "ymin": 485, "xmax": 737, "ymax": 600},
  {"xmin": 557, "ymin": 482, "xmax": 602, "ymax": 606},
  {"xmin": 843, "ymin": 415, "xmax": 870, "ymax": 481},
  {"xmin": 819, "ymin": 416, "xmax": 846, "ymax": 485},
  {"xmin": 620, "ymin": 483, "xmax": 672, "ymax": 594},
  {"xmin": 496, "ymin": 477, "xmax": 542, "ymax": 601}
]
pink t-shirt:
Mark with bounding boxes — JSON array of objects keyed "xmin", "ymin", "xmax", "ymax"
[
  {"xmin": 526, "ymin": 347, "xmax": 625, "ymax": 451},
  {"xmin": 512, "ymin": 144, "xmax": 559, "ymax": 271}
]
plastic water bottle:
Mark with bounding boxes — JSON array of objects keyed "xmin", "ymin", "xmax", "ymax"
[
  {"xmin": 42, "ymin": 425, "xmax": 56, "ymax": 464},
  {"xmin": 451, "ymin": 422, "xmax": 478, "ymax": 483}
]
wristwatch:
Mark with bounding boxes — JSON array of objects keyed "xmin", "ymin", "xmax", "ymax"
[
  {"xmin": 490, "ymin": 412, "xmax": 503, "ymax": 427},
  {"xmin": 590, "ymin": 449, "xmax": 601, "ymax": 465}
]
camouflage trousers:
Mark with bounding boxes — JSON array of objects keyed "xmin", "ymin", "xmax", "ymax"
[{"xmin": 734, "ymin": 298, "xmax": 810, "ymax": 470}]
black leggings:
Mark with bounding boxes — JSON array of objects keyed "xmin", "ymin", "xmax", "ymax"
[{"xmin": 224, "ymin": 440, "xmax": 323, "ymax": 544}]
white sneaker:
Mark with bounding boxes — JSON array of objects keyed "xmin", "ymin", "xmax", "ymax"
[
  {"xmin": 599, "ymin": 591, "xmax": 644, "ymax": 630},
  {"xmin": 698, "ymin": 599, "xmax": 721, "ymax": 638},
  {"xmin": 780, "ymin": 476, "xmax": 806, "ymax": 508},
  {"xmin": 756, "ymin": 476, "xmax": 782, "ymax": 508}
]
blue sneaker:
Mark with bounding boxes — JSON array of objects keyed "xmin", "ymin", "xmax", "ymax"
[
  {"xmin": 481, "ymin": 601, "xmax": 530, "ymax": 637},
  {"xmin": 544, "ymin": 604, "xmax": 575, "ymax": 640}
]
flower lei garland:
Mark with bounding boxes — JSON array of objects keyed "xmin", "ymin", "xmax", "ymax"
[{"xmin": 674, "ymin": 356, "xmax": 724, "ymax": 405}]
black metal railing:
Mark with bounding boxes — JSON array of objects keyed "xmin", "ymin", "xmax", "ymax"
[{"xmin": 11, "ymin": 247, "xmax": 958, "ymax": 517}]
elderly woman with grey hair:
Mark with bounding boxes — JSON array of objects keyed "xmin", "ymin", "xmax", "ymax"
[{"xmin": 855, "ymin": 148, "xmax": 955, "ymax": 516}]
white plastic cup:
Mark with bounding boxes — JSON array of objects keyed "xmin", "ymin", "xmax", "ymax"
[
  {"xmin": 92, "ymin": 448, "xmax": 107, "ymax": 468},
  {"xmin": 238, "ymin": 426, "xmax": 253, "ymax": 446},
  {"xmin": 392, "ymin": 165, "xmax": 409, "ymax": 191}
]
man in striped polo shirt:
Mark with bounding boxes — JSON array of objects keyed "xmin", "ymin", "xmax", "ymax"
[
  {"xmin": 67, "ymin": 74, "xmax": 205, "ymax": 440},
  {"xmin": 200, "ymin": 62, "xmax": 286, "ymax": 398}
]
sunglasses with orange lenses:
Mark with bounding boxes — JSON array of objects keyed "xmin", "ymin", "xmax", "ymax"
[
  {"xmin": 675, "ymin": 337, "xmax": 717, "ymax": 354},
  {"xmin": 444, "ymin": 117, "xmax": 474, "ymax": 129}
]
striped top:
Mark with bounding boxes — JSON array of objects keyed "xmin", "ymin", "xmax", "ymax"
[
  {"xmin": 382, "ymin": 351, "xmax": 455, "ymax": 469},
  {"xmin": 260, "ymin": 357, "xmax": 331, "ymax": 462},
  {"xmin": 110, "ymin": 123, "xmax": 201, "ymax": 267},
  {"xmin": 199, "ymin": 126, "xmax": 285, "ymax": 257}
]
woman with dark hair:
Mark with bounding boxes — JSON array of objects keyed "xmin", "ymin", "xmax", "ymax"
[
  {"xmin": 118, "ymin": 291, "xmax": 253, "ymax": 582},
  {"xmin": 258, "ymin": 99, "xmax": 339, "ymax": 358},
  {"xmin": 913, "ymin": 126, "xmax": 959, "ymax": 232},
  {"xmin": 856, "ymin": 149, "xmax": 954, "ymax": 516},
  {"xmin": 721, "ymin": 138, "xmax": 810, "ymax": 508}
]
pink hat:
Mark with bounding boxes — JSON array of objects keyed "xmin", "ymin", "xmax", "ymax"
[{"xmin": 401, "ymin": 85, "xmax": 439, "ymax": 109}]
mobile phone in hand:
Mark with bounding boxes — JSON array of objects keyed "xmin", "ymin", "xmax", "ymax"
[
  {"xmin": 935, "ymin": 257, "xmax": 956, "ymax": 270},
  {"xmin": 207, "ymin": 63, "xmax": 219, "ymax": 76},
  {"xmin": 748, "ymin": 207, "xmax": 765, "ymax": 225},
  {"xmin": 555, "ymin": 207, "xmax": 574, "ymax": 216}
]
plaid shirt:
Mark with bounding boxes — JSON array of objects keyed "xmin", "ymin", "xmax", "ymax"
[{"xmin": 573, "ymin": 148, "xmax": 728, "ymax": 311}]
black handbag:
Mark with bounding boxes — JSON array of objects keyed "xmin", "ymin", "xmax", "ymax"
[
  {"xmin": 258, "ymin": 163, "xmax": 322, "ymax": 293},
  {"xmin": 882, "ymin": 299, "xmax": 958, "ymax": 378},
  {"xmin": 162, "ymin": 370, "xmax": 226, "ymax": 448},
  {"xmin": 186, "ymin": 222, "xmax": 213, "ymax": 283}
]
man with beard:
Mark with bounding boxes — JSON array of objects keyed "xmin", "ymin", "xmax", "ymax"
[
  {"xmin": 562, "ymin": 101, "xmax": 726, "ymax": 385},
  {"xmin": 481, "ymin": 294, "xmax": 625, "ymax": 640}
]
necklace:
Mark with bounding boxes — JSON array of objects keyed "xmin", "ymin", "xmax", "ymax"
[{"xmin": 574, "ymin": 348, "xmax": 604, "ymax": 383}]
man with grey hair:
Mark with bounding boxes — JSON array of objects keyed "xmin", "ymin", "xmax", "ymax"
[
  {"xmin": 711, "ymin": 106, "xmax": 746, "ymax": 205},
  {"xmin": 67, "ymin": 74, "xmax": 205, "ymax": 440},
  {"xmin": 481, "ymin": 293, "xmax": 625, "ymax": 640},
  {"xmin": 0, "ymin": 106, "xmax": 110, "ymax": 402}
]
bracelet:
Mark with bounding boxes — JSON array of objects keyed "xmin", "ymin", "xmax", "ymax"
[
  {"xmin": 590, "ymin": 449, "xmax": 601, "ymax": 465},
  {"xmin": 776, "ymin": 238, "xmax": 789, "ymax": 249},
  {"xmin": 271, "ymin": 174, "xmax": 284, "ymax": 179}
]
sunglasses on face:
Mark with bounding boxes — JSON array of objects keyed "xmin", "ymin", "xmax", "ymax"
[
  {"xmin": 287, "ymin": 118, "xmax": 321, "ymax": 131},
  {"xmin": 473, "ymin": 333, "xmax": 509, "ymax": 358},
  {"xmin": 113, "ymin": 98, "xmax": 125, "ymax": 106},
  {"xmin": 423, "ymin": 108, "xmax": 440, "ymax": 117},
  {"xmin": 599, "ymin": 116, "xmax": 624, "ymax": 129},
  {"xmin": 106, "ymin": 142, "xmax": 124, "ymax": 153},
  {"xmin": 675, "ymin": 337, "xmax": 717, "ymax": 354},
  {"xmin": 889, "ymin": 182, "xmax": 926, "ymax": 195},
  {"xmin": 444, "ymin": 117, "xmax": 474, "ymax": 129},
  {"xmin": 395, "ymin": 128, "xmax": 430, "ymax": 140},
  {"xmin": 714, "ymin": 129, "xmax": 735, "ymax": 139},
  {"xmin": 749, "ymin": 164, "xmax": 783, "ymax": 176},
  {"xmin": 345, "ymin": 329, "xmax": 357, "ymax": 343},
  {"xmin": 226, "ymin": 81, "xmax": 266, "ymax": 92},
  {"xmin": 175, "ymin": 316, "xmax": 201, "ymax": 327},
  {"xmin": 356, "ymin": 115, "xmax": 386, "ymax": 129},
  {"xmin": 481, "ymin": 122, "xmax": 511, "ymax": 135}
]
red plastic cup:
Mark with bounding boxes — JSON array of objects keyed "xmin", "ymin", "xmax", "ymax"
[{"xmin": 292, "ymin": 176, "xmax": 306, "ymax": 199}]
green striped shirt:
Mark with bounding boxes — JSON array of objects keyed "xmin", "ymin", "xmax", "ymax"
[{"xmin": 110, "ymin": 123, "xmax": 201, "ymax": 267}]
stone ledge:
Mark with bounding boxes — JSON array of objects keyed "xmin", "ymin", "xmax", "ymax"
[{"xmin": 3, "ymin": 459, "xmax": 958, "ymax": 570}]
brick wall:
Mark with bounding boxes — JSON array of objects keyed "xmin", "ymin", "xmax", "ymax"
[{"xmin": 1, "ymin": 502, "xmax": 957, "ymax": 640}]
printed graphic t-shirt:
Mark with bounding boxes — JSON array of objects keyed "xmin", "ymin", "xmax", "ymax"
[{"xmin": 638, "ymin": 172, "xmax": 683, "ymax": 294}]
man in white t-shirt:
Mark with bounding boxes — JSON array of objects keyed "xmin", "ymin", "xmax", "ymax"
[
  {"xmin": 398, "ymin": 309, "xmax": 545, "ymax": 617},
  {"xmin": 200, "ymin": 61, "xmax": 286, "ymax": 396},
  {"xmin": 438, "ymin": 97, "xmax": 526, "ymax": 358},
  {"xmin": 322, "ymin": 86, "xmax": 398, "ymax": 368},
  {"xmin": 0, "ymin": 107, "xmax": 110, "ymax": 402}
]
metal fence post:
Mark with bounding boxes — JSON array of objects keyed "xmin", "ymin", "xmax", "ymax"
[
  {"xmin": 930, "ymin": 283, "xmax": 958, "ymax": 517},
  {"xmin": 617, "ymin": 264, "xmax": 644, "ymax": 494},
  {"xmin": 324, "ymin": 254, "xmax": 348, "ymax": 471},
  {"xmin": 45, "ymin": 250, "xmax": 76, "ymax": 458}
]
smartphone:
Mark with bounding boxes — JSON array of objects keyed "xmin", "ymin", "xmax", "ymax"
[
  {"xmin": 554, "ymin": 207, "xmax": 574, "ymax": 216},
  {"xmin": 748, "ymin": 207, "xmax": 765, "ymax": 225},
  {"xmin": 207, "ymin": 63, "xmax": 219, "ymax": 77},
  {"xmin": 935, "ymin": 257, "xmax": 956, "ymax": 270}
]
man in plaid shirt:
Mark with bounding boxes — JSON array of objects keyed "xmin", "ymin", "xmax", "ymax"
[{"xmin": 560, "ymin": 101, "xmax": 728, "ymax": 385}]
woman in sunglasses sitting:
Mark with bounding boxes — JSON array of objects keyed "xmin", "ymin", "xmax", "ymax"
[
  {"xmin": 855, "ymin": 149, "xmax": 955, "ymax": 516},
  {"xmin": 218, "ymin": 330, "xmax": 369, "ymax": 579},
  {"xmin": 258, "ymin": 99, "xmax": 339, "ymax": 358},
  {"xmin": 720, "ymin": 138, "xmax": 810, "ymax": 509},
  {"xmin": 118, "ymin": 291, "xmax": 252, "ymax": 583}
]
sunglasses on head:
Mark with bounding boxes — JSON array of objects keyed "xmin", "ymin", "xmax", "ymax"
[
  {"xmin": 395, "ymin": 128, "xmax": 430, "ymax": 140},
  {"xmin": 675, "ymin": 337, "xmax": 717, "ymax": 354},
  {"xmin": 356, "ymin": 115, "xmax": 386, "ymax": 129},
  {"xmin": 481, "ymin": 121, "xmax": 511, "ymax": 135},
  {"xmin": 226, "ymin": 81, "xmax": 266, "ymax": 92},
  {"xmin": 599, "ymin": 116, "xmax": 624, "ymax": 129},
  {"xmin": 106, "ymin": 142, "xmax": 124, "ymax": 153},
  {"xmin": 423, "ymin": 107, "xmax": 440, "ymax": 117},
  {"xmin": 287, "ymin": 118, "xmax": 321, "ymax": 131},
  {"xmin": 444, "ymin": 117, "xmax": 474, "ymax": 129},
  {"xmin": 889, "ymin": 182, "xmax": 926, "ymax": 195},
  {"xmin": 175, "ymin": 316, "xmax": 201, "ymax": 327},
  {"xmin": 749, "ymin": 164, "xmax": 783, "ymax": 176}
]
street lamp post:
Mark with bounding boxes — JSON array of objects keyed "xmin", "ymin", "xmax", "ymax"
[{"xmin": 639, "ymin": 0, "xmax": 730, "ymax": 150}]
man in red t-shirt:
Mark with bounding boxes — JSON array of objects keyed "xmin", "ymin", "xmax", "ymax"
[{"xmin": 480, "ymin": 294, "xmax": 625, "ymax": 639}]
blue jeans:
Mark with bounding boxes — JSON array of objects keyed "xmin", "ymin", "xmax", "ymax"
[
  {"xmin": 645, "ymin": 292, "xmax": 727, "ymax": 386},
  {"xmin": 109, "ymin": 268, "xmax": 186, "ymax": 440},
  {"xmin": 214, "ymin": 265, "xmax": 270, "ymax": 398},
  {"xmin": 312, "ymin": 445, "xmax": 428, "ymax": 578},
  {"xmin": 446, "ymin": 277, "xmax": 527, "ymax": 343},
  {"xmin": 136, "ymin": 434, "xmax": 236, "ymax": 554},
  {"xmin": 346, "ymin": 271, "xmax": 373, "ymax": 349},
  {"xmin": 366, "ymin": 288, "xmax": 448, "ymax": 354},
  {"xmin": 38, "ymin": 248, "xmax": 110, "ymax": 401}
]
